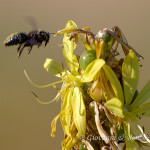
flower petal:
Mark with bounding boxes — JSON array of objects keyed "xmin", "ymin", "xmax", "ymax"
[
  {"xmin": 122, "ymin": 50, "xmax": 139, "ymax": 106},
  {"xmin": 56, "ymin": 20, "xmax": 78, "ymax": 35},
  {"xmin": 51, "ymin": 113, "xmax": 60, "ymax": 137},
  {"xmin": 103, "ymin": 65, "xmax": 124, "ymax": 104},
  {"xmin": 105, "ymin": 98, "xmax": 124, "ymax": 118},
  {"xmin": 51, "ymin": 89, "xmax": 73, "ymax": 137},
  {"xmin": 60, "ymin": 87, "xmax": 73, "ymax": 135},
  {"xmin": 62, "ymin": 20, "xmax": 79, "ymax": 75},
  {"xmin": 63, "ymin": 132, "xmax": 81, "ymax": 150},
  {"xmin": 44, "ymin": 58, "xmax": 64, "ymax": 77},
  {"xmin": 130, "ymin": 80, "xmax": 150, "ymax": 109},
  {"xmin": 81, "ymin": 59, "xmax": 105, "ymax": 82},
  {"xmin": 81, "ymin": 37, "xmax": 91, "ymax": 50},
  {"xmin": 72, "ymin": 87, "xmax": 86, "ymax": 136}
]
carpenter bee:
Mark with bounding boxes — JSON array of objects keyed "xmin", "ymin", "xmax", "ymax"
[{"xmin": 4, "ymin": 30, "xmax": 54, "ymax": 57}]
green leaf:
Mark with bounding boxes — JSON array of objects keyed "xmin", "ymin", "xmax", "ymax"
[
  {"xmin": 103, "ymin": 65, "xmax": 124, "ymax": 104},
  {"xmin": 105, "ymin": 98, "xmax": 124, "ymax": 118},
  {"xmin": 44, "ymin": 58, "xmax": 63, "ymax": 77},
  {"xmin": 72, "ymin": 87, "xmax": 86, "ymax": 135},
  {"xmin": 62, "ymin": 20, "xmax": 79, "ymax": 75},
  {"xmin": 131, "ymin": 102, "xmax": 150, "ymax": 117},
  {"xmin": 123, "ymin": 122, "xmax": 136, "ymax": 150},
  {"xmin": 122, "ymin": 50, "xmax": 139, "ymax": 106},
  {"xmin": 130, "ymin": 80, "xmax": 150, "ymax": 109},
  {"xmin": 60, "ymin": 87, "xmax": 73, "ymax": 135},
  {"xmin": 124, "ymin": 111, "xmax": 138, "ymax": 124},
  {"xmin": 81, "ymin": 59, "xmax": 105, "ymax": 82}
]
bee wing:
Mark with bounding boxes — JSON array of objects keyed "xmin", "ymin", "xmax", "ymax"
[{"xmin": 23, "ymin": 16, "xmax": 38, "ymax": 30}]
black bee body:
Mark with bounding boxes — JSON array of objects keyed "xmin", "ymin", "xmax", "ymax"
[
  {"xmin": 4, "ymin": 32, "xmax": 28, "ymax": 46},
  {"xmin": 4, "ymin": 30, "xmax": 51, "ymax": 58}
]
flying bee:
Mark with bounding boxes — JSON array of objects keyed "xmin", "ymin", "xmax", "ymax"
[{"xmin": 4, "ymin": 30, "xmax": 54, "ymax": 58}]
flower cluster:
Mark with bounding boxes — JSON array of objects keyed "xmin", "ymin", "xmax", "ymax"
[{"xmin": 26, "ymin": 20, "xmax": 150, "ymax": 150}]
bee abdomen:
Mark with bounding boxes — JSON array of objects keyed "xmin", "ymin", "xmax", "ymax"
[{"xmin": 4, "ymin": 32, "xmax": 28, "ymax": 46}]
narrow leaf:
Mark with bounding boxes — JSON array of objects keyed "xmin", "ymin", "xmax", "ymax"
[
  {"xmin": 122, "ymin": 50, "xmax": 139, "ymax": 106},
  {"xmin": 123, "ymin": 123, "xmax": 136, "ymax": 150},
  {"xmin": 130, "ymin": 80, "xmax": 150, "ymax": 109},
  {"xmin": 132, "ymin": 102, "xmax": 150, "ymax": 117},
  {"xmin": 124, "ymin": 111, "xmax": 138, "ymax": 124},
  {"xmin": 103, "ymin": 65, "xmax": 124, "ymax": 104}
]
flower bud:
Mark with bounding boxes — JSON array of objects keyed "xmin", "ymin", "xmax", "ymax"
[
  {"xmin": 89, "ymin": 80, "xmax": 104, "ymax": 102},
  {"xmin": 79, "ymin": 50, "xmax": 96, "ymax": 70}
]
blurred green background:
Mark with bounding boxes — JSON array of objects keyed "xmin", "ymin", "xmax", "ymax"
[{"xmin": 0, "ymin": 0, "xmax": 150, "ymax": 149}]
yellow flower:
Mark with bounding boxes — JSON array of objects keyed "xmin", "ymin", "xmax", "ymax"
[{"xmin": 44, "ymin": 20, "xmax": 105, "ymax": 149}]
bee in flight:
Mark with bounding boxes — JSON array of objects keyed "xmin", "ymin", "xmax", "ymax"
[{"xmin": 4, "ymin": 30, "xmax": 55, "ymax": 58}]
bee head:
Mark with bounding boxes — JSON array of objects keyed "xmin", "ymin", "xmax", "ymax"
[
  {"xmin": 38, "ymin": 31, "xmax": 50, "ymax": 46},
  {"xmin": 39, "ymin": 31, "xmax": 49, "ymax": 40}
]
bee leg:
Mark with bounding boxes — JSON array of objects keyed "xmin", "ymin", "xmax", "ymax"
[
  {"xmin": 17, "ymin": 41, "xmax": 31, "ymax": 57},
  {"xmin": 21, "ymin": 40, "xmax": 33, "ymax": 54},
  {"xmin": 28, "ymin": 45, "xmax": 33, "ymax": 54},
  {"xmin": 17, "ymin": 45, "xmax": 26, "ymax": 58},
  {"xmin": 17, "ymin": 44, "xmax": 22, "ymax": 53},
  {"xmin": 38, "ymin": 43, "xmax": 41, "ymax": 48},
  {"xmin": 45, "ymin": 40, "xmax": 48, "ymax": 46}
]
